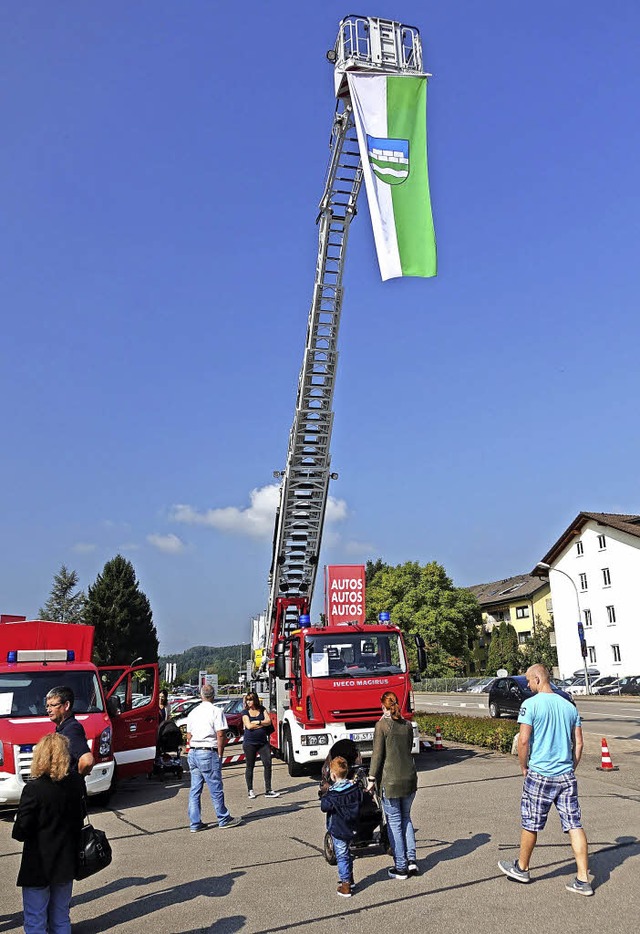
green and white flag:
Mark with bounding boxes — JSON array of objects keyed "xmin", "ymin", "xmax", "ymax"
[{"xmin": 347, "ymin": 73, "xmax": 437, "ymax": 281}]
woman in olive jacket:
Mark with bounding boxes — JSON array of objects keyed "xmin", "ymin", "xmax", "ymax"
[
  {"xmin": 368, "ymin": 690, "xmax": 418, "ymax": 880},
  {"xmin": 12, "ymin": 732, "xmax": 85, "ymax": 934}
]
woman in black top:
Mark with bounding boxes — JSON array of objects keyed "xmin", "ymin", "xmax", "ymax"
[
  {"xmin": 12, "ymin": 732, "xmax": 85, "ymax": 934},
  {"xmin": 242, "ymin": 692, "xmax": 280, "ymax": 799}
]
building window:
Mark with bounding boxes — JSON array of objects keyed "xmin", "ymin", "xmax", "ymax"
[
  {"xmin": 602, "ymin": 567, "xmax": 611, "ymax": 586},
  {"xmin": 588, "ymin": 646, "xmax": 597, "ymax": 664},
  {"xmin": 612, "ymin": 644, "xmax": 621, "ymax": 663},
  {"xmin": 545, "ymin": 597, "xmax": 553, "ymax": 612},
  {"xmin": 518, "ymin": 631, "xmax": 531, "ymax": 644},
  {"xmin": 579, "ymin": 573, "xmax": 588, "ymax": 591},
  {"xmin": 515, "ymin": 606, "xmax": 530, "ymax": 619},
  {"xmin": 606, "ymin": 605, "xmax": 616, "ymax": 624},
  {"xmin": 576, "ymin": 541, "xmax": 584, "ymax": 556},
  {"xmin": 583, "ymin": 609, "xmax": 592, "ymax": 628},
  {"xmin": 598, "ymin": 534, "xmax": 606, "ymax": 550}
]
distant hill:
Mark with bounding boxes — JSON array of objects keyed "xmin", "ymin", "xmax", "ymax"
[{"xmin": 159, "ymin": 644, "xmax": 247, "ymax": 683}]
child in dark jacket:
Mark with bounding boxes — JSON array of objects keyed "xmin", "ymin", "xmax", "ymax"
[{"xmin": 320, "ymin": 756, "xmax": 363, "ymax": 897}]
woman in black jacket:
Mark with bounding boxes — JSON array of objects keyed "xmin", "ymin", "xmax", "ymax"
[{"xmin": 12, "ymin": 732, "xmax": 85, "ymax": 934}]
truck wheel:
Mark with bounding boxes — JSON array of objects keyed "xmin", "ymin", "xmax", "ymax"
[
  {"xmin": 323, "ymin": 831, "xmax": 337, "ymax": 865},
  {"xmin": 489, "ymin": 702, "xmax": 500, "ymax": 719},
  {"xmin": 284, "ymin": 730, "xmax": 305, "ymax": 777}
]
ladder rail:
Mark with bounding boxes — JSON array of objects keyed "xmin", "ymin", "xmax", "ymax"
[{"xmin": 265, "ymin": 102, "xmax": 362, "ymax": 642}]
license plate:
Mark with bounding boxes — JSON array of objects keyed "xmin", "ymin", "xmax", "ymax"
[{"xmin": 350, "ymin": 731, "xmax": 374, "ymax": 742}]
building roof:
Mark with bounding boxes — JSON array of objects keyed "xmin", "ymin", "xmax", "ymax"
[
  {"xmin": 467, "ymin": 573, "xmax": 547, "ymax": 608},
  {"xmin": 535, "ymin": 512, "xmax": 640, "ymax": 571}
]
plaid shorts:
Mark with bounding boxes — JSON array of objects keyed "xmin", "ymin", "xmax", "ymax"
[{"xmin": 521, "ymin": 770, "xmax": 582, "ymax": 832}]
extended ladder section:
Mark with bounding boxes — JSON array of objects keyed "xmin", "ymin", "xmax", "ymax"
[{"xmin": 262, "ymin": 16, "xmax": 425, "ymax": 659}]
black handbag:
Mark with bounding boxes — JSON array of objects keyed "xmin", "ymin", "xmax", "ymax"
[{"xmin": 75, "ymin": 811, "xmax": 112, "ymax": 880}]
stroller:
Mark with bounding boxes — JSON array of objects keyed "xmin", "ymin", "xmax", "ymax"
[
  {"xmin": 319, "ymin": 739, "xmax": 389, "ymax": 865},
  {"xmin": 151, "ymin": 717, "xmax": 184, "ymax": 780}
]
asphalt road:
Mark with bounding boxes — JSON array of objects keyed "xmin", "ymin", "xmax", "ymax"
[{"xmin": 2, "ymin": 738, "xmax": 639, "ymax": 934}]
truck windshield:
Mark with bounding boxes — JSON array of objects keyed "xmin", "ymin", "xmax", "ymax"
[
  {"xmin": 0, "ymin": 671, "xmax": 105, "ymax": 717},
  {"xmin": 304, "ymin": 632, "xmax": 407, "ymax": 678}
]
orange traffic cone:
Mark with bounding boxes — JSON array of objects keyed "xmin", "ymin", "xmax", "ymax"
[
  {"xmin": 597, "ymin": 737, "xmax": 618, "ymax": 771},
  {"xmin": 434, "ymin": 727, "xmax": 444, "ymax": 751}
]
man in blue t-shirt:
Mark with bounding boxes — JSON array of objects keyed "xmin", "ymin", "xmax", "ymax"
[{"xmin": 498, "ymin": 664, "xmax": 593, "ymax": 896}]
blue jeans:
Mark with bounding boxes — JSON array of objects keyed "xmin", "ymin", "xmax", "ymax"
[
  {"xmin": 188, "ymin": 748, "xmax": 231, "ymax": 828},
  {"xmin": 332, "ymin": 836, "xmax": 353, "ymax": 883},
  {"xmin": 382, "ymin": 791, "xmax": 416, "ymax": 872},
  {"xmin": 23, "ymin": 882, "xmax": 73, "ymax": 934}
]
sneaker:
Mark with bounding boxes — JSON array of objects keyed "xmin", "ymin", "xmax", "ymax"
[
  {"xmin": 388, "ymin": 866, "xmax": 409, "ymax": 880},
  {"xmin": 264, "ymin": 790, "xmax": 281, "ymax": 798},
  {"xmin": 407, "ymin": 862, "xmax": 420, "ymax": 877},
  {"xmin": 498, "ymin": 859, "xmax": 531, "ymax": 883},
  {"xmin": 337, "ymin": 882, "xmax": 352, "ymax": 898},
  {"xmin": 248, "ymin": 789, "xmax": 256, "ymax": 799},
  {"xmin": 189, "ymin": 822, "xmax": 209, "ymax": 833},
  {"xmin": 566, "ymin": 878, "xmax": 594, "ymax": 896},
  {"xmin": 219, "ymin": 816, "xmax": 242, "ymax": 829}
]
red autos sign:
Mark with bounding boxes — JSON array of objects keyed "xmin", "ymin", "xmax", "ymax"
[{"xmin": 325, "ymin": 565, "xmax": 366, "ymax": 625}]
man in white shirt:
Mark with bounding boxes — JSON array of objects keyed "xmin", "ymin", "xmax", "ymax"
[{"xmin": 186, "ymin": 684, "xmax": 242, "ymax": 832}]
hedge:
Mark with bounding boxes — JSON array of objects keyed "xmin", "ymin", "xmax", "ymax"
[{"xmin": 415, "ymin": 712, "xmax": 519, "ymax": 754}]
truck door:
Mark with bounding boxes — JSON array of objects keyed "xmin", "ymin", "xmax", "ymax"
[{"xmin": 99, "ymin": 664, "xmax": 159, "ymax": 779}]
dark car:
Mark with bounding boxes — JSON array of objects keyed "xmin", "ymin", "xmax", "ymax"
[
  {"xmin": 618, "ymin": 676, "xmax": 640, "ymax": 695},
  {"xmin": 488, "ymin": 676, "xmax": 574, "ymax": 719}
]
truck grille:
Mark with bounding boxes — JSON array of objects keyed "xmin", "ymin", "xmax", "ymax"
[{"xmin": 16, "ymin": 746, "xmax": 35, "ymax": 782}]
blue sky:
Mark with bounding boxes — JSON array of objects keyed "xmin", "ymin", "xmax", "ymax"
[{"xmin": 2, "ymin": 2, "xmax": 639, "ymax": 654}]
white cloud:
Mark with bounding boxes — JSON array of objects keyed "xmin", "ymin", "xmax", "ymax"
[
  {"xmin": 147, "ymin": 533, "xmax": 186, "ymax": 554},
  {"xmin": 344, "ymin": 539, "xmax": 376, "ymax": 557},
  {"xmin": 71, "ymin": 542, "xmax": 96, "ymax": 554},
  {"xmin": 170, "ymin": 483, "xmax": 348, "ymax": 539}
]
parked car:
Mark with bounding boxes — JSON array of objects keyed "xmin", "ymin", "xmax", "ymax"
[
  {"xmin": 566, "ymin": 677, "xmax": 589, "ymax": 696},
  {"xmin": 588, "ymin": 676, "xmax": 621, "ymax": 695},
  {"xmin": 468, "ymin": 677, "xmax": 496, "ymax": 694},
  {"xmin": 454, "ymin": 678, "xmax": 482, "ymax": 692},
  {"xmin": 618, "ymin": 676, "xmax": 640, "ymax": 695},
  {"xmin": 170, "ymin": 698, "xmax": 202, "ymax": 719},
  {"xmin": 488, "ymin": 676, "xmax": 574, "ymax": 719},
  {"xmin": 175, "ymin": 695, "xmax": 245, "ymax": 744}
]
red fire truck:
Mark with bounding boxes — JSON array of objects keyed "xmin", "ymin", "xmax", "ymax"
[
  {"xmin": 253, "ymin": 16, "xmax": 428, "ymax": 774},
  {"xmin": 0, "ymin": 616, "xmax": 159, "ymax": 804}
]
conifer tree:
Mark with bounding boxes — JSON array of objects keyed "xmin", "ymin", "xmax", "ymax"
[
  {"xmin": 39, "ymin": 565, "xmax": 86, "ymax": 623},
  {"xmin": 85, "ymin": 555, "xmax": 158, "ymax": 665}
]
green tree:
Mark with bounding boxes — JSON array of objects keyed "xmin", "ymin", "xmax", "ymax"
[
  {"xmin": 85, "ymin": 555, "xmax": 159, "ymax": 665},
  {"xmin": 366, "ymin": 560, "xmax": 482, "ymax": 677},
  {"xmin": 520, "ymin": 613, "xmax": 558, "ymax": 672},
  {"xmin": 39, "ymin": 565, "xmax": 86, "ymax": 623},
  {"xmin": 486, "ymin": 621, "xmax": 521, "ymax": 675},
  {"xmin": 366, "ymin": 558, "xmax": 387, "ymax": 584}
]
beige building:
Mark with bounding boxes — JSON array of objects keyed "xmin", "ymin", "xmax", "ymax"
[{"xmin": 467, "ymin": 574, "xmax": 553, "ymax": 671}]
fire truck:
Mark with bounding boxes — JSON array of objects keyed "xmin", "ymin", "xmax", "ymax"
[
  {"xmin": 253, "ymin": 15, "xmax": 428, "ymax": 775},
  {"xmin": 0, "ymin": 616, "xmax": 159, "ymax": 804}
]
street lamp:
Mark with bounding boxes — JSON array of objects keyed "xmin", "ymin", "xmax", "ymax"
[{"xmin": 535, "ymin": 562, "xmax": 590, "ymax": 694}]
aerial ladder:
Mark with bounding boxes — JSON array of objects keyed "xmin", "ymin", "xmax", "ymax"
[{"xmin": 256, "ymin": 15, "xmax": 425, "ymax": 682}]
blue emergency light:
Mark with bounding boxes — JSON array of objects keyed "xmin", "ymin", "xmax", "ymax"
[
  {"xmin": 299, "ymin": 614, "xmax": 312, "ymax": 627},
  {"xmin": 67, "ymin": 650, "xmax": 75, "ymax": 661},
  {"xmin": 378, "ymin": 611, "xmax": 391, "ymax": 623},
  {"xmin": 7, "ymin": 651, "xmax": 18, "ymax": 663}
]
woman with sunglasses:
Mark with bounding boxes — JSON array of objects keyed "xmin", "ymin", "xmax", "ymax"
[{"xmin": 242, "ymin": 692, "xmax": 280, "ymax": 800}]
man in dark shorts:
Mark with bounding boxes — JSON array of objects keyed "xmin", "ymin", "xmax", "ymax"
[
  {"xmin": 498, "ymin": 664, "xmax": 592, "ymax": 895},
  {"xmin": 46, "ymin": 686, "xmax": 94, "ymax": 777}
]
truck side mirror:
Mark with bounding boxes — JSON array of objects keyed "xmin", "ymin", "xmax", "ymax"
[
  {"xmin": 274, "ymin": 641, "xmax": 286, "ymax": 680},
  {"xmin": 414, "ymin": 633, "xmax": 427, "ymax": 673}
]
